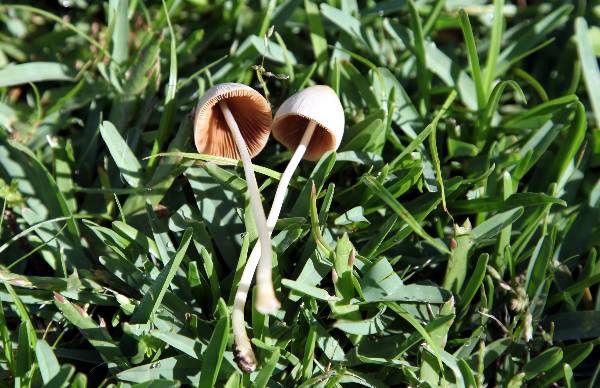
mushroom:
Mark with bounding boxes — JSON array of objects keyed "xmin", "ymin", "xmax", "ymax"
[
  {"xmin": 232, "ymin": 85, "xmax": 344, "ymax": 372},
  {"xmin": 193, "ymin": 82, "xmax": 280, "ymax": 318}
]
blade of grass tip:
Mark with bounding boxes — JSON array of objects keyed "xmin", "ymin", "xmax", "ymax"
[
  {"xmin": 53, "ymin": 292, "xmax": 129, "ymax": 371},
  {"xmin": 458, "ymin": 9, "xmax": 486, "ymax": 114},
  {"xmin": 575, "ymin": 17, "xmax": 600, "ymax": 126},
  {"xmin": 391, "ymin": 90, "xmax": 457, "ymax": 170},
  {"xmin": 408, "ymin": 0, "xmax": 430, "ymax": 115},
  {"xmin": 146, "ymin": 0, "xmax": 178, "ymax": 177},
  {"xmin": 503, "ymin": 94, "xmax": 578, "ymax": 128},
  {"xmin": 514, "ymin": 68, "xmax": 548, "ymax": 102},
  {"xmin": 481, "ymin": 80, "xmax": 526, "ymax": 141},
  {"xmin": 362, "ymin": 175, "xmax": 450, "ymax": 254},
  {"xmin": 428, "ymin": 91, "xmax": 458, "ymax": 213},
  {"xmin": 483, "ymin": 0, "xmax": 504, "ymax": 97}
]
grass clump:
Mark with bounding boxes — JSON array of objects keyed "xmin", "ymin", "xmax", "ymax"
[{"xmin": 0, "ymin": 0, "xmax": 599, "ymax": 386}]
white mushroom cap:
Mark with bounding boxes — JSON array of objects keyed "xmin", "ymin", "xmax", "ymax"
[
  {"xmin": 194, "ymin": 83, "xmax": 272, "ymax": 159},
  {"xmin": 271, "ymin": 85, "xmax": 344, "ymax": 161}
]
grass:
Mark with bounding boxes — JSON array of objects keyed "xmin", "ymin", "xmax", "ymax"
[{"xmin": 0, "ymin": 0, "xmax": 599, "ymax": 386}]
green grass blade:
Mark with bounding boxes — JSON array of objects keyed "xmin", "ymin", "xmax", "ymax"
[
  {"xmin": 524, "ymin": 347, "xmax": 563, "ymax": 380},
  {"xmin": 471, "ymin": 207, "xmax": 524, "ymax": 244},
  {"xmin": 7, "ymin": 140, "xmax": 81, "ymax": 239},
  {"xmin": 109, "ymin": 0, "xmax": 129, "ymax": 64},
  {"xmin": 130, "ymin": 227, "xmax": 193, "ymax": 324},
  {"xmin": 458, "ymin": 9, "xmax": 486, "ymax": 112},
  {"xmin": 146, "ymin": 0, "xmax": 178, "ymax": 176},
  {"xmin": 254, "ymin": 348, "xmax": 280, "ymax": 388},
  {"xmin": 0, "ymin": 297, "xmax": 13, "ymax": 372},
  {"xmin": 481, "ymin": 80, "xmax": 526, "ymax": 141},
  {"xmin": 390, "ymin": 90, "xmax": 457, "ymax": 169},
  {"xmin": 0, "ymin": 4, "xmax": 111, "ymax": 59},
  {"xmin": 198, "ymin": 299, "xmax": 230, "ymax": 388},
  {"xmin": 305, "ymin": 0, "xmax": 327, "ymax": 65},
  {"xmin": 483, "ymin": 0, "xmax": 504, "ymax": 96},
  {"xmin": 99, "ymin": 121, "xmax": 144, "ymax": 188},
  {"xmin": 458, "ymin": 253, "xmax": 489, "ymax": 311},
  {"xmin": 2, "ymin": 282, "xmax": 36, "ymax": 348},
  {"xmin": 362, "ymin": 175, "xmax": 450, "ymax": 254},
  {"xmin": 514, "ymin": 68, "xmax": 549, "ymax": 102},
  {"xmin": 51, "ymin": 138, "xmax": 77, "ymax": 213},
  {"xmin": 408, "ymin": 0, "xmax": 430, "ymax": 114},
  {"xmin": 53, "ymin": 292, "xmax": 129, "ymax": 372},
  {"xmin": 575, "ymin": 18, "xmax": 600, "ymax": 115},
  {"xmin": 443, "ymin": 220, "xmax": 473, "ymax": 293},
  {"xmin": 46, "ymin": 365, "xmax": 75, "ymax": 387},
  {"xmin": 423, "ymin": 0, "xmax": 446, "ymax": 36},
  {"xmin": 15, "ymin": 322, "xmax": 32, "ymax": 381},
  {"xmin": 35, "ymin": 339, "xmax": 60, "ymax": 384},
  {"xmin": 539, "ymin": 342, "xmax": 593, "ymax": 386},
  {"xmin": 548, "ymin": 101, "xmax": 587, "ymax": 191},
  {"xmin": 429, "ymin": 113, "xmax": 446, "ymax": 212},
  {"xmin": 387, "ymin": 302, "xmax": 444, "ymax": 374},
  {"xmin": 494, "ymin": 172, "xmax": 514, "ymax": 273},
  {"xmin": 0, "ymin": 62, "xmax": 74, "ymax": 87}
]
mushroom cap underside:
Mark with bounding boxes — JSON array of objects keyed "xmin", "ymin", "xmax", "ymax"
[{"xmin": 194, "ymin": 83, "xmax": 272, "ymax": 160}]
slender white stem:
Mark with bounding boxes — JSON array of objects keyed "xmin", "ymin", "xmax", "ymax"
[
  {"xmin": 219, "ymin": 101, "xmax": 277, "ymax": 312},
  {"xmin": 232, "ymin": 120, "xmax": 317, "ymax": 371}
]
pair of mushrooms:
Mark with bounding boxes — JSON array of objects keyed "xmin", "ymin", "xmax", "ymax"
[{"xmin": 193, "ymin": 83, "xmax": 344, "ymax": 372}]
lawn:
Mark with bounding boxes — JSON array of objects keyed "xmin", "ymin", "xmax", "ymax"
[{"xmin": 0, "ymin": 0, "xmax": 599, "ymax": 386}]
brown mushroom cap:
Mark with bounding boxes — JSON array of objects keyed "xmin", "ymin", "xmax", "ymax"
[
  {"xmin": 193, "ymin": 83, "xmax": 272, "ymax": 160},
  {"xmin": 271, "ymin": 85, "xmax": 344, "ymax": 161}
]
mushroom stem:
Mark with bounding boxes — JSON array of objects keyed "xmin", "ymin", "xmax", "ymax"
[
  {"xmin": 232, "ymin": 120, "xmax": 317, "ymax": 371},
  {"xmin": 255, "ymin": 120, "xmax": 317, "ymax": 313},
  {"xmin": 267, "ymin": 119, "xmax": 318, "ymax": 231},
  {"xmin": 219, "ymin": 100, "xmax": 278, "ymax": 313}
]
